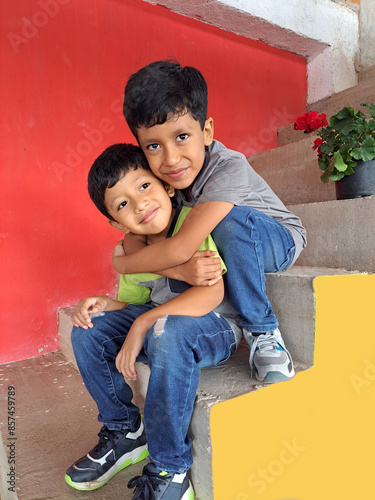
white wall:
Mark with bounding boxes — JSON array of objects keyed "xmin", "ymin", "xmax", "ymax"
[
  {"xmin": 360, "ymin": 0, "xmax": 375, "ymax": 71},
  {"xmin": 143, "ymin": 0, "xmax": 360, "ymax": 103}
]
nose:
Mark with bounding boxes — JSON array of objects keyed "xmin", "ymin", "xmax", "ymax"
[
  {"xmin": 134, "ymin": 196, "xmax": 149, "ymax": 214},
  {"xmin": 163, "ymin": 144, "xmax": 180, "ymax": 167}
]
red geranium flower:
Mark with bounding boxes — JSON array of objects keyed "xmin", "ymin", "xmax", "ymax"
[
  {"xmin": 313, "ymin": 137, "xmax": 323, "ymax": 154},
  {"xmin": 293, "ymin": 111, "xmax": 328, "ymax": 134},
  {"xmin": 293, "ymin": 116, "xmax": 308, "ymax": 131}
]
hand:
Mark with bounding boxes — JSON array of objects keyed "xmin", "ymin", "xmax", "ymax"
[
  {"xmin": 72, "ymin": 296, "xmax": 109, "ymax": 329},
  {"xmin": 115, "ymin": 318, "xmax": 148, "ymax": 380},
  {"xmin": 176, "ymin": 250, "xmax": 223, "ymax": 286},
  {"xmin": 112, "ymin": 239, "xmax": 126, "ymax": 259}
]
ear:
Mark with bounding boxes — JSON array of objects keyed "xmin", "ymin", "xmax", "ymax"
[
  {"xmin": 164, "ymin": 183, "xmax": 175, "ymax": 198},
  {"xmin": 203, "ymin": 117, "xmax": 214, "ymax": 146},
  {"xmin": 108, "ymin": 220, "xmax": 130, "ymax": 234}
]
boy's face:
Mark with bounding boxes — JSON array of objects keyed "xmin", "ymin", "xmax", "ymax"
[
  {"xmin": 105, "ymin": 168, "xmax": 175, "ymax": 239},
  {"xmin": 137, "ymin": 112, "xmax": 214, "ymax": 190}
]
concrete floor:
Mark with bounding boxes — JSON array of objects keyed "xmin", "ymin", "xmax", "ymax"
[{"xmin": 0, "ymin": 352, "xmax": 146, "ymax": 500}]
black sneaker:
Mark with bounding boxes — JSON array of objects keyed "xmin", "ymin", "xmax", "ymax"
[
  {"xmin": 128, "ymin": 462, "xmax": 194, "ymax": 499},
  {"xmin": 65, "ymin": 414, "xmax": 148, "ymax": 490}
]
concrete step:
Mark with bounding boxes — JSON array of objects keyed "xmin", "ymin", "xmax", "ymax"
[
  {"xmin": 278, "ymin": 72, "xmax": 375, "ymax": 146},
  {"xmin": 291, "ymin": 196, "xmax": 375, "ymax": 273},
  {"xmin": 359, "ymin": 65, "xmax": 375, "ymax": 84},
  {"xmin": 247, "ymin": 134, "xmax": 336, "ymax": 205},
  {"xmin": 58, "ymin": 266, "xmax": 353, "ymax": 373},
  {"xmin": 277, "ymin": 124, "xmax": 317, "ymax": 148},
  {"xmin": 264, "ymin": 266, "xmax": 360, "ymax": 365},
  {"xmin": 56, "ymin": 265, "xmax": 360, "ymax": 498},
  {"xmin": 58, "ymin": 265, "xmax": 359, "ymax": 376}
]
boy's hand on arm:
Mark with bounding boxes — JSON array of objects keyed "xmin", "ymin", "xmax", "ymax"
[
  {"xmin": 162, "ymin": 250, "xmax": 223, "ymax": 286},
  {"xmin": 72, "ymin": 296, "xmax": 126, "ymax": 329}
]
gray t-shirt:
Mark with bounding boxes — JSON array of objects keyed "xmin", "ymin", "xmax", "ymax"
[{"xmin": 174, "ymin": 140, "xmax": 307, "ymax": 265}]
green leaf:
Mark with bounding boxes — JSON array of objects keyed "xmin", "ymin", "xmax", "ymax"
[
  {"xmin": 345, "ymin": 165, "xmax": 355, "ymax": 175},
  {"xmin": 351, "ymin": 137, "xmax": 375, "ymax": 161},
  {"xmin": 318, "ymin": 158, "xmax": 328, "ymax": 171},
  {"xmin": 329, "ymin": 171, "xmax": 346, "ymax": 181},
  {"xmin": 352, "ymin": 121, "xmax": 365, "ymax": 135},
  {"xmin": 319, "ymin": 143, "xmax": 333, "ymax": 154},
  {"xmin": 320, "ymin": 170, "xmax": 330, "ymax": 183},
  {"xmin": 339, "ymin": 143, "xmax": 351, "ymax": 160},
  {"xmin": 369, "ymin": 103, "xmax": 375, "ymax": 119},
  {"xmin": 331, "ymin": 107, "xmax": 355, "ymax": 135},
  {"xmin": 333, "ymin": 151, "xmax": 348, "ymax": 172},
  {"xmin": 336, "ymin": 106, "xmax": 355, "ymax": 120},
  {"xmin": 347, "ymin": 160, "xmax": 357, "ymax": 169}
]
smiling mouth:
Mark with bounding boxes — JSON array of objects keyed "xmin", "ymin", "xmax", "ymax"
[
  {"xmin": 140, "ymin": 208, "xmax": 159, "ymax": 224},
  {"xmin": 166, "ymin": 168, "xmax": 187, "ymax": 179}
]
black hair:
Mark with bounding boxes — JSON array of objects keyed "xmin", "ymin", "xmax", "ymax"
[
  {"xmin": 123, "ymin": 60, "xmax": 208, "ymax": 139},
  {"xmin": 88, "ymin": 143, "xmax": 150, "ymax": 221}
]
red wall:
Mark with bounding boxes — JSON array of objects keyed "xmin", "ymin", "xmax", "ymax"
[{"xmin": 0, "ymin": 0, "xmax": 307, "ymax": 363}]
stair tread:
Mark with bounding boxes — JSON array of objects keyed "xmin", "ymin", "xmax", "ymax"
[
  {"xmin": 270, "ymin": 265, "xmax": 360, "ymax": 276},
  {"xmin": 290, "ymin": 196, "xmax": 375, "ymax": 273},
  {"xmin": 131, "ymin": 338, "xmax": 309, "ymax": 402}
]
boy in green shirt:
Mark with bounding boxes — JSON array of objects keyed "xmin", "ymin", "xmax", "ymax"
[{"xmin": 65, "ymin": 143, "xmax": 241, "ymax": 500}]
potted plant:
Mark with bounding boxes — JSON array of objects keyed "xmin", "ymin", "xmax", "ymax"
[{"xmin": 294, "ymin": 103, "xmax": 375, "ymax": 199}]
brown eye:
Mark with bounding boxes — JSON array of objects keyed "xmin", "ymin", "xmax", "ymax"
[
  {"xmin": 177, "ymin": 134, "xmax": 188, "ymax": 141},
  {"xmin": 117, "ymin": 201, "xmax": 127, "ymax": 210}
]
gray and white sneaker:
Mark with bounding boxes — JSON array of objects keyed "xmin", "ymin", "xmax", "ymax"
[
  {"xmin": 128, "ymin": 462, "xmax": 194, "ymax": 500},
  {"xmin": 246, "ymin": 328, "xmax": 295, "ymax": 383}
]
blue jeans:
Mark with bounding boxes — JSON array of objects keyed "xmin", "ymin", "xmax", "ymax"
[
  {"xmin": 71, "ymin": 304, "xmax": 236, "ymax": 473},
  {"xmin": 212, "ymin": 206, "xmax": 295, "ymax": 333}
]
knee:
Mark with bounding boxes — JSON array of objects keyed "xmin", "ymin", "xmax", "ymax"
[
  {"xmin": 145, "ymin": 315, "xmax": 191, "ymax": 356},
  {"xmin": 213, "ymin": 206, "xmax": 249, "ymax": 240},
  {"xmin": 71, "ymin": 324, "xmax": 102, "ymax": 360},
  {"xmin": 145, "ymin": 316, "xmax": 173, "ymax": 350},
  {"xmin": 71, "ymin": 325, "xmax": 88, "ymax": 357},
  {"xmin": 213, "ymin": 209, "xmax": 235, "ymax": 235}
]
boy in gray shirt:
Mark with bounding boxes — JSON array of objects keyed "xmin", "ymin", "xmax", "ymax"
[{"xmin": 113, "ymin": 60, "xmax": 306, "ymax": 384}]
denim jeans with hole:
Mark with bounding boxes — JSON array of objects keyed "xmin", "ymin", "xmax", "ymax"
[
  {"xmin": 71, "ymin": 304, "xmax": 236, "ymax": 472},
  {"xmin": 212, "ymin": 206, "xmax": 296, "ymax": 333}
]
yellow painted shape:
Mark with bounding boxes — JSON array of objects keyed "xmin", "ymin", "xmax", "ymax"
[{"xmin": 211, "ymin": 274, "xmax": 375, "ymax": 500}]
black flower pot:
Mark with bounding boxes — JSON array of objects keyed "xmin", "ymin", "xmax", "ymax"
[{"xmin": 335, "ymin": 158, "xmax": 375, "ymax": 200}]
